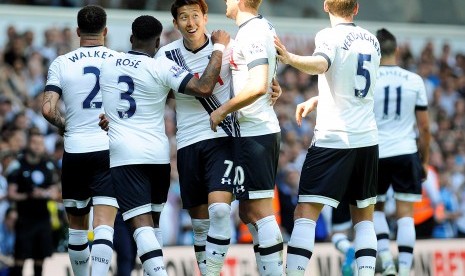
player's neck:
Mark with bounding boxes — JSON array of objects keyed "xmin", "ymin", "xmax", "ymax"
[
  {"xmin": 235, "ymin": 10, "xmax": 258, "ymax": 26},
  {"xmin": 80, "ymin": 35, "xmax": 105, "ymax": 47},
  {"xmin": 381, "ymin": 56, "xmax": 397, "ymax": 66},
  {"xmin": 329, "ymin": 14, "xmax": 354, "ymax": 27},
  {"xmin": 183, "ymin": 34, "xmax": 208, "ymax": 52}
]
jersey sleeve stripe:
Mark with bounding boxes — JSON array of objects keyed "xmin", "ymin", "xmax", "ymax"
[
  {"xmin": 415, "ymin": 105, "xmax": 428, "ymax": 111},
  {"xmin": 178, "ymin": 74, "xmax": 194, "ymax": 94},
  {"xmin": 44, "ymin": 85, "xmax": 62, "ymax": 96},
  {"xmin": 247, "ymin": 58, "xmax": 268, "ymax": 70},
  {"xmin": 313, "ymin": 52, "xmax": 331, "ymax": 71}
]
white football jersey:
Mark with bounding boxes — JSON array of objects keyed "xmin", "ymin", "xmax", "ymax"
[
  {"xmin": 156, "ymin": 35, "xmax": 239, "ymax": 149},
  {"xmin": 229, "ymin": 15, "xmax": 280, "ymax": 137},
  {"xmin": 45, "ymin": 46, "xmax": 120, "ymax": 153},
  {"xmin": 374, "ymin": 66, "xmax": 428, "ymax": 158},
  {"xmin": 312, "ymin": 23, "xmax": 381, "ymax": 148},
  {"xmin": 100, "ymin": 51, "xmax": 193, "ymax": 167}
]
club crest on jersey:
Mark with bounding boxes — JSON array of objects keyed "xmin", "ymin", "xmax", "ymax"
[{"xmin": 169, "ymin": 65, "xmax": 185, "ymax": 78}]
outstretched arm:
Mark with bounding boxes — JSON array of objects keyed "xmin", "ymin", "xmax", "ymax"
[{"xmin": 275, "ymin": 36, "xmax": 328, "ymax": 75}]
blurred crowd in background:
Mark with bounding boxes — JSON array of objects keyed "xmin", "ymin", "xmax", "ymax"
[
  {"xmin": 0, "ymin": 16, "xmax": 465, "ymax": 270},
  {"xmin": 2, "ymin": 0, "xmax": 465, "ymax": 24}
]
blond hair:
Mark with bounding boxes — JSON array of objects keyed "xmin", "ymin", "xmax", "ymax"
[
  {"xmin": 325, "ymin": 0, "xmax": 357, "ymax": 18},
  {"xmin": 244, "ymin": 0, "xmax": 262, "ymax": 10}
]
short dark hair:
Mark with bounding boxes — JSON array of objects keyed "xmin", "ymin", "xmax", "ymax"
[
  {"xmin": 77, "ymin": 5, "xmax": 107, "ymax": 34},
  {"xmin": 132, "ymin": 15, "xmax": 163, "ymax": 41},
  {"xmin": 376, "ymin": 28, "xmax": 397, "ymax": 57},
  {"xmin": 170, "ymin": 0, "xmax": 208, "ymax": 19}
]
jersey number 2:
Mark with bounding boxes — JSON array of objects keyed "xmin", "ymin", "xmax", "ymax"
[{"xmin": 82, "ymin": 66, "xmax": 102, "ymax": 109}]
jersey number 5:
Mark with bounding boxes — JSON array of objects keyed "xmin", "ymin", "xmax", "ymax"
[{"xmin": 355, "ymin": 53, "xmax": 372, "ymax": 98}]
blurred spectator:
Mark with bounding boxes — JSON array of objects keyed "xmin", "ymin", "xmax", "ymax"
[
  {"xmin": 6, "ymin": 130, "xmax": 60, "ymax": 276},
  {"xmin": 413, "ymin": 166, "xmax": 445, "ymax": 239},
  {"xmin": 0, "ymin": 207, "xmax": 17, "ymax": 276},
  {"xmin": 432, "ymin": 172, "xmax": 461, "ymax": 238}
]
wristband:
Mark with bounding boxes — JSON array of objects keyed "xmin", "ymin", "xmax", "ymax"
[{"xmin": 213, "ymin": 43, "xmax": 225, "ymax": 53}]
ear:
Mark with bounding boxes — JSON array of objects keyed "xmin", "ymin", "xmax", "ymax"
[
  {"xmin": 76, "ymin": 27, "xmax": 81, "ymax": 37},
  {"xmin": 353, "ymin": 3, "xmax": 359, "ymax": 16},
  {"xmin": 155, "ymin": 37, "xmax": 161, "ymax": 49},
  {"xmin": 204, "ymin": 13, "xmax": 208, "ymax": 24},
  {"xmin": 173, "ymin": 18, "xmax": 179, "ymax": 30},
  {"xmin": 102, "ymin": 27, "xmax": 108, "ymax": 37},
  {"xmin": 323, "ymin": 1, "xmax": 329, "ymax": 13}
]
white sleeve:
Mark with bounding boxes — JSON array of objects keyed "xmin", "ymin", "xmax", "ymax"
[
  {"xmin": 312, "ymin": 29, "xmax": 336, "ymax": 69},
  {"xmin": 155, "ymin": 56, "xmax": 193, "ymax": 94},
  {"xmin": 414, "ymin": 74, "xmax": 428, "ymax": 107},
  {"xmin": 45, "ymin": 58, "xmax": 62, "ymax": 93},
  {"xmin": 242, "ymin": 35, "xmax": 269, "ymax": 70}
]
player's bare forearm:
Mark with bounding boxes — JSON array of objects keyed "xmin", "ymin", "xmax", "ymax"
[
  {"xmin": 185, "ymin": 50, "xmax": 223, "ymax": 97},
  {"xmin": 416, "ymin": 110, "xmax": 430, "ymax": 167},
  {"xmin": 42, "ymin": 91, "xmax": 65, "ymax": 131},
  {"xmin": 288, "ymin": 54, "xmax": 328, "ymax": 75},
  {"xmin": 418, "ymin": 131, "xmax": 431, "ymax": 165}
]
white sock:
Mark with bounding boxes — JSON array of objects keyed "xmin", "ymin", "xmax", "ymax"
[
  {"xmin": 91, "ymin": 225, "xmax": 114, "ymax": 276},
  {"xmin": 353, "ymin": 221, "xmax": 377, "ymax": 276},
  {"xmin": 247, "ymin": 223, "xmax": 263, "ymax": 274},
  {"xmin": 373, "ymin": 211, "xmax": 393, "ymax": 270},
  {"xmin": 154, "ymin": 227, "xmax": 163, "ymax": 248},
  {"xmin": 133, "ymin": 226, "xmax": 166, "ymax": 276},
  {"xmin": 285, "ymin": 218, "xmax": 316, "ymax": 276},
  {"xmin": 68, "ymin": 229, "xmax": 90, "ymax": 276},
  {"xmin": 206, "ymin": 203, "xmax": 231, "ymax": 275},
  {"xmin": 397, "ymin": 217, "xmax": 415, "ymax": 275},
  {"xmin": 256, "ymin": 215, "xmax": 284, "ymax": 276},
  {"xmin": 192, "ymin": 219, "xmax": 210, "ymax": 275},
  {"xmin": 331, "ymin": 233, "xmax": 351, "ymax": 255}
]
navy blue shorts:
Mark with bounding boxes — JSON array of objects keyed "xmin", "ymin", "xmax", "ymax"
[
  {"xmin": 298, "ymin": 145, "xmax": 378, "ymax": 208},
  {"xmin": 61, "ymin": 150, "xmax": 117, "ymax": 216},
  {"xmin": 111, "ymin": 164, "xmax": 170, "ymax": 221},
  {"xmin": 377, "ymin": 153, "xmax": 423, "ymax": 202},
  {"xmin": 177, "ymin": 137, "xmax": 234, "ymax": 209},
  {"xmin": 233, "ymin": 133, "xmax": 280, "ymax": 200}
]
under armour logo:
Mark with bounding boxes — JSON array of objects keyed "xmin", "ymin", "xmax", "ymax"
[
  {"xmin": 235, "ymin": 185, "xmax": 245, "ymax": 193},
  {"xmin": 221, "ymin": 178, "xmax": 231, "ymax": 185},
  {"xmin": 212, "ymin": 251, "xmax": 225, "ymax": 257}
]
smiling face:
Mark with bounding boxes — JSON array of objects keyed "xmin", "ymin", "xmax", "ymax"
[{"xmin": 173, "ymin": 4, "xmax": 208, "ymax": 49}]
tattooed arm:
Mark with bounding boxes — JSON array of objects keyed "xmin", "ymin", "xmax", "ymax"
[
  {"xmin": 183, "ymin": 30, "xmax": 230, "ymax": 98},
  {"xmin": 42, "ymin": 91, "xmax": 66, "ymax": 135}
]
